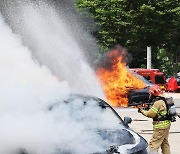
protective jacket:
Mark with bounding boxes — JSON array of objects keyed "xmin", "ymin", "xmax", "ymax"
[{"xmin": 141, "ymin": 98, "xmax": 171, "ymax": 129}]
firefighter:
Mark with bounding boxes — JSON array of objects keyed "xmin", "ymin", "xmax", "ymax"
[{"xmin": 138, "ymin": 85, "xmax": 171, "ymax": 154}]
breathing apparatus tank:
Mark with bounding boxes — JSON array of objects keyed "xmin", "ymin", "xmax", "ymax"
[{"xmin": 165, "ymin": 97, "xmax": 177, "ymax": 122}]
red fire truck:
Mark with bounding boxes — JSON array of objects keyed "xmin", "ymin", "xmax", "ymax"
[{"xmin": 130, "ymin": 68, "xmax": 166, "ymax": 90}]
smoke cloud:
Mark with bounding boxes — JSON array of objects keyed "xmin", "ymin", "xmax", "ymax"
[
  {"xmin": 95, "ymin": 45, "xmax": 132, "ymax": 71},
  {"xmin": 0, "ymin": 12, "xmax": 70, "ymax": 153},
  {"xmin": 0, "ymin": 0, "xmax": 107, "ymax": 153},
  {"xmin": 0, "ymin": 0, "xmax": 104, "ymax": 98},
  {"xmin": 0, "ymin": 1, "xmax": 141, "ymax": 153}
]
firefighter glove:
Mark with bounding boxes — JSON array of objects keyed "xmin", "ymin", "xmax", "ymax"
[{"xmin": 138, "ymin": 108, "xmax": 142, "ymax": 113}]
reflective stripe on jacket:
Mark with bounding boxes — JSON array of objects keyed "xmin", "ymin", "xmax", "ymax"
[
  {"xmin": 141, "ymin": 99, "xmax": 171, "ymax": 129},
  {"xmin": 153, "ymin": 120, "xmax": 171, "ymax": 129}
]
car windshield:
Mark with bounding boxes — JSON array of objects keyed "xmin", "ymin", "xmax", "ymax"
[
  {"xmin": 155, "ymin": 75, "xmax": 165, "ymax": 84},
  {"xmin": 60, "ymin": 96, "xmax": 125, "ymax": 130},
  {"xmin": 50, "ymin": 95, "xmax": 125, "ymax": 129},
  {"xmin": 130, "ymin": 70, "xmax": 152, "ymax": 86}
]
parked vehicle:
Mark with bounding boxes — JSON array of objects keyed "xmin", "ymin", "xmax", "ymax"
[
  {"xmin": 167, "ymin": 77, "xmax": 180, "ymax": 92},
  {"xmin": 130, "ymin": 68, "xmax": 166, "ymax": 90}
]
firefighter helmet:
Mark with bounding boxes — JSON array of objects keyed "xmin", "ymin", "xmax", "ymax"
[{"xmin": 149, "ymin": 85, "xmax": 163, "ymax": 96}]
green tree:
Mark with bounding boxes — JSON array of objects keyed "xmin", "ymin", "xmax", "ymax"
[
  {"xmin": 157, "ymin": 48, "xmax": 174, "ymax": 75},
  {"xmin": 163, "ymin": 7, "xmax": 180, "ymax": 76},
  {"xmin": 76, "ymin": 0, "xmax": 180, "ymax": 75}
]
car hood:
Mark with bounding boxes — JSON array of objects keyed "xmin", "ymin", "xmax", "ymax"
[
  {"xmin": 94, "ymin": 128, "xmax": 148, "ymax": 154},
  {"xmin": 17, "ymin": 128, "xmax": 147, "ymax": 154}
]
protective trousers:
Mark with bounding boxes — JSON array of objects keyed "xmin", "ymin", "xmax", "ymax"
[{"xmin": 148, "ymin": 126, "xmax": 170, "ymax": 154}]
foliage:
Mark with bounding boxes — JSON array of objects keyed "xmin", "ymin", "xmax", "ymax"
[
  {"xmin": 76, "ymin": 0, "xmax": 180, "ymax": 75},
  {"xmin": 157, "ymin": 48, "xmax": 173, "ymax": 75}
]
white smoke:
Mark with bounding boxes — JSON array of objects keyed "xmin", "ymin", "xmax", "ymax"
[
  {"xmin": 0, "ymin": 1, "xmax": 109, "ymax": 153},
  {"xmin": 2, "ymin": 0, "xmax": 104, "ymax": 98},
  {"xmin": 0, "ymin": 12, "xmax": 108, "ymax": 153},
  {"xmin": 0, "ymin": 1, "xmax": 142, "ymax": 153},
  {"xmin": 0, "ymin": 12, "xmax": 69, "ymax": 153}
]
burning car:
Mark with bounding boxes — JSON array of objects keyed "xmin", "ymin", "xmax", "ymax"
[
  {"xmin": 127, "ymin": 72, "xmax": 151, "ymax": 107},
  {"xmin": 128, "ymin": 86, "xmax": 150, "ymax": 107},
  {"xmin": 96, "ymin": 46, "xmax": 147, "ymax": 107}
]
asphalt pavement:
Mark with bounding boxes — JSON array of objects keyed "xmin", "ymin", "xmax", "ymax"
[{"xmin": 115, "ymin": 92, "xmax": 180, "ymax": 154}]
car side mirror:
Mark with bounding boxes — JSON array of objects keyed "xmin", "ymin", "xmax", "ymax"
[
  {"xmin": 148, "ymin": 80, "xmax": 152, "ymax": 83},
  {"xmin": 124, "ymin": 116, "xmax": 132, "ymax": 126}
]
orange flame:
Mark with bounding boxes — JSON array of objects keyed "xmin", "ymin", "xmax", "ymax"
[{"xmin": 96, "ymin": 46, "xmax": 146, "ymax": 107}]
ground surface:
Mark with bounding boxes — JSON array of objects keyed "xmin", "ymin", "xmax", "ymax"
[{"xmin": 115, "ymin": 92, "xmax": 180, "ymax": 154}]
